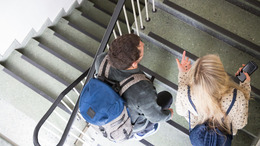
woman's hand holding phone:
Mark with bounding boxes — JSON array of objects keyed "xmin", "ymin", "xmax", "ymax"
[{"xmin": 235, "ymin": 64, "xmax": 251, "ymax": 82}]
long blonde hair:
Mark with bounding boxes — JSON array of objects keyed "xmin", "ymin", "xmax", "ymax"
[{"xmin": 188, "ymin": 54, "xmax": 249, "ymax": 133}]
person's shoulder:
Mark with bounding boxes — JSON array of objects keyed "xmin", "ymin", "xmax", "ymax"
[
  {"xmin": 96, "ymin": 52, "xmax": 107, "ymax": 66},
  {"xmin": 97, "ymin": 52, "xmax": 107, "ymax": 61}
]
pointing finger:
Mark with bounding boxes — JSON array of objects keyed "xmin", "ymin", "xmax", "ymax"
[{"xmin": 182, "ymin": 51, "xmax": 186, "ymax": 63}]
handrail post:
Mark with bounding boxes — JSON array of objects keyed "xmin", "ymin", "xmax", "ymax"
[{"xmin": 58, "ymin": 0, "xmax": 126, "ymax": 145}]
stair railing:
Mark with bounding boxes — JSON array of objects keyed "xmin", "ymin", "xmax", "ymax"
[{"xmin": 33, "ymin": 0, "xmax": 127, "ymax": 145}]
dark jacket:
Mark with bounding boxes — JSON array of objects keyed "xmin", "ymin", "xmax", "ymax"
[{"xmin": 95, "ymin": 52, "xmax": 171, "ymax": 132}]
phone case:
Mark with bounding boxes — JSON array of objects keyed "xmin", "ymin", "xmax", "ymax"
[{"xmin": 236, "ymin": 61, "xmax": 258, "ymax": 82}]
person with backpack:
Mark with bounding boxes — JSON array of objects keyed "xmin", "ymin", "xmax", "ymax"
[
  {"xmin": 175, "ymin": 51, "xmax": 251, "ymax": 146},
  {"xmin": 93, "ymin": 34, "xmax": 174, "ymax": 140}
]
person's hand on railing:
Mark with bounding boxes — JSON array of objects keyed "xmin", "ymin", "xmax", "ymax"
[{"xmin": 176, "ymin": 51, "xmax": 191, "ymax": 72}]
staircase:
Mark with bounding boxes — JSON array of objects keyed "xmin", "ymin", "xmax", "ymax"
[{"xmin": 0, "ymin": 0, "xmax": 259, "ymax": 145}]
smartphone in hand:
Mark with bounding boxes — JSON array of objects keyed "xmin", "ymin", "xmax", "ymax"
[{"xmin": 236, "ymin": 61, "xmax": 258, "ymax": 82}]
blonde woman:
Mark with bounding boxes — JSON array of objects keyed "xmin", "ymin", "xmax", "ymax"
[{"xmin": 175, "ymin": 51, "xmax": 251, "ymax": 145}]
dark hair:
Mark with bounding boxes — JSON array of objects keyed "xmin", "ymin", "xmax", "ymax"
[{"xmin": 108, "ymin": 34, "xmax": 141, "ymax": 70}]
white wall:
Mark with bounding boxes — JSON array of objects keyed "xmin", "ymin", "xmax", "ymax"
[{"xmin": 0, "ymin": 0, "xmax": 82, "ymax": 61}]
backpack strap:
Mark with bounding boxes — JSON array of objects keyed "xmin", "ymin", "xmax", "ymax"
[
  {"xmin": 187, "ymin": 86, "xmax": 197, "ymax": 112},
  {"xmin": 98, "ymin": 55, "xmax": 149, "ymax": 95},
  {"xmin": 119, "ymin": 74, "xmax": 149, "ymax": 96},
  {"xmin": 98, "ymin": 55, "xmax": 110, "ymax": 78},
  {"xmin": 187, "ymin": 86, "xmax": 237, "ymax": 133},
  {"xmin": 226, "ymin": 89, "xmax": 237, "ymax": 115},
  {"xmin": 187, "ymin": 85, "xmax": 195, "ymax": 131}
]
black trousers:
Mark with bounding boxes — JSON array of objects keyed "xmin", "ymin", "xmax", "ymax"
[{"xmin": 137, "ymin": 91, "xmax": 173, "ymax": 135}]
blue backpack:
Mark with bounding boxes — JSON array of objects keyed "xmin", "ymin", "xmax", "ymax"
[
  {"xmin": 187, "ymin": 86, "xmax": 237, "ymax": 146},
  {"xmin": 79, "ymin": 55, "xmax": 148, "ymax": 142}
]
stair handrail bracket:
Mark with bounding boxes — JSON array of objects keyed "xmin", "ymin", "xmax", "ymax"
[{"xmin": 33, "ymin": 0, "xmax": 126, "ymax": 145}]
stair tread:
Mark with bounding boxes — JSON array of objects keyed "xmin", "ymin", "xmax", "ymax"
[
  {"xmin": 78, "ymin": 0, "xmax": 131, "ymax": 35},
  {"xmin": 51, "ymin": 18, "xmax": 100, "ymax": 56},
  {"xmin": 78, "ymin": 0, "xmax": 111, "ymax": 27},
  {"xmin": 65, "ymin": 9, "xmax": 106, "ymax": 42},
  {"xmin": 22, "ymin": 39, "xmax": 83, "ymax": 85},
  {"xmin": 139, "ymin": 6, "xmax": 260, "ymax": 89},
  {"xmin": 0, "ymin": 64, "xmax": 69, "ymax": 123},
  {"xmin": 89, "ymin": 0, "xmax": 135, "ymax": 24},
  {"xmin": 166, "ymin": 0, "xmax": 260, "ymax": 46},
  {"xmin": 0, "ymin": 64, "xmax": 84, "ymax": 145},
  {"xmin": 36, "ymin": 28, "xmax": 94, "ymax": 70},
  {"xmin": 4, "ymin": 50, "xmax": 75, "ymax": 100},
  {"xmin": 0, "ymin": 96, "xmax": 61, "ymax": 146}
]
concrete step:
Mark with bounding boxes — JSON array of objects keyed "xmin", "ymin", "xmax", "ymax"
[
  {"xmin": 0, "ymin": 64, "xmax": 79, "ymax": 145},
  {"xmin": 50, "ymin": 18, "xmax": 99, "ymax": 57},
  {"xmin": 89, "ymin": 0, "xmax": 135, "ymax": 24},
  {"xmin": 64, "ymin": 9, "xmax": 106, "ymax": 42},
  {"xmin": 109, "ymin": 0, "xmax": 145, "ymax": 15},
  {"xmin": 155, "ymin": 0, "xmax": 260, "ymax": 59},
  {"xmin": 138, "ymin": 4, "xmax": 260, "ymax": 89},
  {"xmin": 35, "ymin": 28, "xmax": 94, "ymax": 71},
  {"xmin": 165, "ymin": 0, "xmax": 260, "ymax": 46},
  {"xmin": 78, "ymin": 0, "xmax": 132, "ymax": 35},
  {"xmin": 2, "ymin": 50, "xmax": 78, "ymax": 108},
  {"xmin": 19, "ymin": 39, "xmax": 83, "ymax": 86}
]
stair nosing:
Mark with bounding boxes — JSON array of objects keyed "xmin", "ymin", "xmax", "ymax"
[
  {"xmin": 2, "ymin": 67, "xmax": 71, "ymax": 114},
  {"xmin": 21, "ymin": 54, "xmax": 69, "ymax": 87},
  {"xmin": 80, "ymin": 12, "xmax": 108, "ymax": 29},
  {"xmin": 225, "ymin": 0, "xmax": 260, "ymax": 17},
  {"xmin": 161, "ymin": 0, "xmax": 260, "ymax": 59},
  {"xmin": 92, "ymin": 3, "xmax": 129, "ymax": 24},
  {"xmin": 38, "ymin": 43, "xmax": 85, "ymax": 73},
  {"xmin": 53, "ymin": 31, "xmax": 95, "ymax": 58},
  {"xmin": 67, "ymin": 21, "xmax": 102, "ymax": 42},
  {"xmin": 246, "ymin": 0, "xmax": 260, "ymax": 7}
]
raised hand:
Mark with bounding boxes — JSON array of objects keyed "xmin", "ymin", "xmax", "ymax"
[{"xmin": 176, "ymin": 51, "xmax": 191, "ymax": 72}]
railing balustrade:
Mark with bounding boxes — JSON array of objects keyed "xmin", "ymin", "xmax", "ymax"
[{"xmin": 33, "ymin": 0, "xmax": 156, "ymax": 145}]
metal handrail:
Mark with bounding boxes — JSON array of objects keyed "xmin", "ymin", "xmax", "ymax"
[{"xmin": 33, "ymin": 0, "xmax": 126, "ymax": 145}]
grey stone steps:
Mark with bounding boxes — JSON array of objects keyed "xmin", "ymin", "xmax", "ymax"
[
  {"xmin": 225, "ymin": 0, "xmax": 260, "ymax": 17},
  {"xmin": 109, "ymin": 0, "xmax": 145, "ymax": 15},
  {"xmin": 50, "ymin": 18, "xmax": 99, "ymax": 57},
  {"xmin": 138, "ymin": 6, "xmax": 260, "ymax": 89},
  {"xmin": 36, "ymin": 28, "xmax": 94, "ymax": 70},
  {"xmin": 165, "ymin": 0, "xmax": 260, "ymax": 46},
  {"xmin": 89, "ymin": 0, "xmax": 135, "ymax": 24},
  {"xmin": 2, "ymin": 50, "xmax": 78, "ymax": 108},
  {"xmin": 0, "ymin": 65, "xmax": 75, "ymax": 145},
  {"xmin": 64, "ymin": 9, "xmax": 106, "ymax": 42},
  {"xmin": 0, "ymin": 64, "xmax": 70, "ymax": 116},
  {"xmin": 19, "ymin": 39, "xmax": 83, "ymax": 86},
  {"xmin": 78, "ymin": 0, "xmax": 132, "ymax": 35},
  {"xmin": 77, "ymin": 0, "xmax": 110, "ymax": 28},
  {"xmin": 157, "ymin": 0, "xmax": 260, "ymax": 59}
]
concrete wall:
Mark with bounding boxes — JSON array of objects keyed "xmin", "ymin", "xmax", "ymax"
[{"xmin": 0, "ymin": 0, "xmax": 82, "ymax": 61}]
